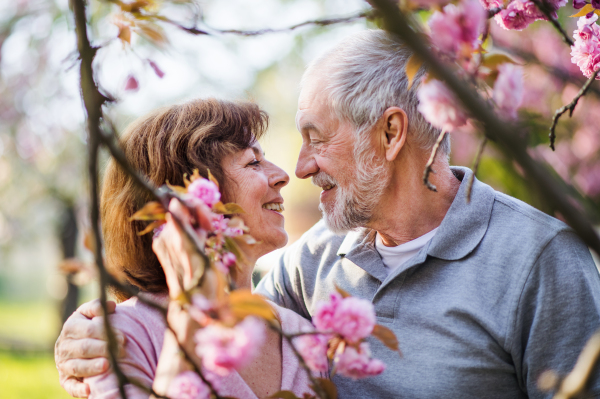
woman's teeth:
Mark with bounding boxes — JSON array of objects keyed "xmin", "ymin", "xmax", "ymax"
[{"xmin": 263, "ymin": 203, "xmax": 284, "ymax": 212}]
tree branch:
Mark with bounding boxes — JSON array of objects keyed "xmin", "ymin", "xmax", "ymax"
[
  {"xmin": 466, "ymin": 137, "xmax": 488, "ymax": 203},
  {"xmin": 422, "ymin": 130, "xmax": 447, "ymax": 192},
  {"xmin": 549, "ymin": 69, "xmax": 600, "ymax": 150},
  {"xmin": 164, "ymin": 10, "xmax": 372, "ymax": 37},
  {"xmin": 366, "ymin": 0, "xmax": 600, "ymax": 257}
]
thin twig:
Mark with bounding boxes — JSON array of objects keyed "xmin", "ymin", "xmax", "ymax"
[
  {"xmin": 422, "ymin": 130, "xmax": 447, "ymax": 192},
  {"xmin": 487, "ymin": 7, "xmax": 502, "ymax": 17},
  {"xmin": 466, "ymin": 137, "xmax": 488, "ymax": 203},
  {"xmin": 549, "ymin": 69, "xmax": 600, "ymax": 150},
  {"xmin": 164, "ymin": 10, "xmax": 372, "ymax": 37},
  {"xmin": 529, "ymin": 0, "xmax": 574, "ymax": 46},
  {"xmin": 270, "ymin": 324, "xmax": 328, "ymax": 399},
  {"xmin": 367, "ymin": 0, "xmax": 600, "ymax": 258}
]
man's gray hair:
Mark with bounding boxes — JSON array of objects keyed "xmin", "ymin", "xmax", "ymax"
[{"xmin": 302, "ymin": 29, "xmax": 450, "ymax": 154}]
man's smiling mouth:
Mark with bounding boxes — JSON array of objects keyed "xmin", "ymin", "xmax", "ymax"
[
  {"xmin": 322, "ymin": 184, "xmax": 336, "ymax": 191},
  {"xmin": 262, "ymin": 203, "xmax": 284, "ymax": 213}
]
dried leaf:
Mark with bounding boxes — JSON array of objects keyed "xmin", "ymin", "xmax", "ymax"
[
  {"xmin": 229, "ymin": 289, "xmax": 276, "ymax": 321},
  {"xmin": 137, "ymin": 220, "xmax": 165, "ymax": 236},
  {"xmin": 327, "ymin": 336, "xmax": 344, "ymax": 359},
  {"xmin": 83, "ymin": 230, "xmax": 95, "ymax": 253},
  {"xmin": 372, "ymin": 324, "xmax": 402, "ymax": 355},
  {"xmin": 270, "ymin": 391, "xmax": 302, "ymax": 399},
  {"xmin": 222, "ymin": 203, "xmax": 246, "ymax": 214},
  {"xmin": 334, "ymin": 285, "xmax": 351, "ymax": 298},
  {"xmin": 118, "ymin": 25, "xmax": 131, "ymax": 44},
  {"xmin": 190, "ymin": 169, "xmax": 202, "ymax": 183},
  {"xmin": 129, "ymin": 201, "xmax": 166, "ymax": 221},
  {"xmin": 224, "ymin": 237, "xmax": 249, "ymax": 266},
  {"xmin": 120, "ymin": 0, "xmax": 150, "ymax": 13},
  {"xmin": 166, "ymin": 181, "xmax": 187, "ymax": 195},
  {"xmin": 570, "ymin": 4, "xmax": 594, "ymax": 17},
  {"xmin": 212, "ymin": 201, "xmax": 228, "ymax": 214},
  {"xmin": 405, "ymin": 54, "xmax": 422, "ymax": 90},
  {"xmin": 137, "ymin": 22, "xmax": 167, "ymax": 44},
  {"xmin": 317, "ymin": 378, "xmax": 338, "ymax": 399},
  {"xmin": 207, "ymin": 168, "xmax": 219, "ymax": 188},
  {"xmin": 481, "ymin": 53, "xmax": 519, "ymax": 70},
  {"xmin": 233, "ymin": 234, "xmax": 257, "ymax": 245}
]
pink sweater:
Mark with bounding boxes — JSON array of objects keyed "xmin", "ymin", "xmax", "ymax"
[{"xmin": 86, "ymin": 293, "xmax": 320, "ymax": 399}]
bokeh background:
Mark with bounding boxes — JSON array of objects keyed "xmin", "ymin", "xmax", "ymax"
[{"xmin": 0, "ymin": 0, "xmax": 599, "ymax": 397}]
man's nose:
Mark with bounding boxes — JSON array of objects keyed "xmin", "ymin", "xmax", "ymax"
[{"xmin": 295, "ymin": 144, "xmax": 319, "ymax": 179}]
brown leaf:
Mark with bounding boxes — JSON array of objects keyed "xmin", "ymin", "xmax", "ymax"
[
  {"xmin": 270, "ymin": 391, "xmax": 302, "ymax": 399},
  {"xmin": 207, "ymin": 168, "xmax": 219, "ymax": 189},
  {"xmin": 83, "ymin": 230, "xmax": 95, "ymax": 253},
  {"xmin": 220, "ymin": 203, "xmax": 246, "ymax": 214},
  {"xmin": 334, "ymin": 285, "xmax": 351, "ymax": 298},
  {"xmin": 229, "ymin": 289, "xmax": 276, "ymax": 321},
  {"xmin": 327, "ymin": 336, "xmax": 344, "ymax": 359},
  {"xmin": 118, "ymin": 25, "xmax": 131, "ymax": 44},
  {"xmin": 212, "ymin": 201, "xmax": 228, "ymax": 214},
  {"xmin": 405, "ymin": 54, "xmax": 422, "ymax": 90},
  {"xmin": 372, "ymin": 324, "xmax": 402, "ymax": 355},
  {"xmin": 571, "ymin": 4, "xmax": 594, "ymax": 17},
  {"xmin": 129, "ymin": 201, "xmax": 166, "ymax": 221},
  {"xmin": 166, "ymin": 181, "xmax": 187, "ymax": 195},
  {"xmin": 189, "ymin": 169, "xmax": 202, "ymax": 183},
  {"xmin": 137, "ymin": 220, "xmax": 165, "ymax": 236},
  {"xmin": 317, "ymin": 378, "xmax": 338, "ymax": 399},
  {"xmin": 233, "ymin": 234, "xmax": 258, "ymax": 245}
]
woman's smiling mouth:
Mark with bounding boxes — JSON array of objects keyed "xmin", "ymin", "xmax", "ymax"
[{"xmin": 262, "ymin": 202, "xmax": 284, "ymax": 213}]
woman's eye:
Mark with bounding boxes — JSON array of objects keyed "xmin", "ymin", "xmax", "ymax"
[{"xmin": 248, "ymin": 159, "xmax": 261, "ymax": 167}]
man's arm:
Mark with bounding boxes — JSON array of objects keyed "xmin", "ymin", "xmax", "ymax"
[
  {"xmin": 55, "ymin": 299, "xmax": 125, "ymax": 398},
  {"xmin": 510, "ymin": 230, "xmax": 600, "ymax": 398}
]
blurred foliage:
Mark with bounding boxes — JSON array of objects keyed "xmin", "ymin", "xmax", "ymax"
[{"xmin": 0, "ymin": 353, "xmax": 72, "ymax": 399}]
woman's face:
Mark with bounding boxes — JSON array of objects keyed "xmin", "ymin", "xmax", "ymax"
[{"xmin": 221, "ymin": 142, "xmax": 289, "ymax": 262}]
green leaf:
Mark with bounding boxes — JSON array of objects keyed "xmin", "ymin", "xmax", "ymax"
[
  {"xmin": 317, "ymin": 378, "xmax": 338, "ymax": 399},
  {"xmin": 481, "ymin": 53, "xmax": 519, "ymax": 70},
  {"xmin": 372, "ymin": 324, "xmax": 402, "ymax": 355}
]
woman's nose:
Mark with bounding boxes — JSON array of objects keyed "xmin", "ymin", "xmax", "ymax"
[{"xmin": 269, "ymin": 163, "xmax": 289, "ymax": 189}]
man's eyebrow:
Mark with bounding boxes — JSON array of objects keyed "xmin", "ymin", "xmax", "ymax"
[{"xmin": 300, "ymin": 122, "xmax": 319, "ymax": 133}]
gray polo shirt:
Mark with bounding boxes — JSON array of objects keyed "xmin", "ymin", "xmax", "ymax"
[{"xmin": 256, "ymin": 167, "xmax": 600, "ymax": 398}]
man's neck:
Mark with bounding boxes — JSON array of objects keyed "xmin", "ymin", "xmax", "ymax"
[{"xmin": 368, "ymin": 154, "xmax": 461, "ymax": 247}]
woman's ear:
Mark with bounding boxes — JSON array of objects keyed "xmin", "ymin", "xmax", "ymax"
[{"xmin": 380, "ymin": 107, "xmax": 408, "ymax": 162}]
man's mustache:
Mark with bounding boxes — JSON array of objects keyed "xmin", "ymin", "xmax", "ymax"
[{"xmin": 311, "ymin": 172, "xmax": 338, "ymax": 189}]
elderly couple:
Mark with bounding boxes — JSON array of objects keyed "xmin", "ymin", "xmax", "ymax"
[{"xmin": 55, "ymin": 29, "xmax": 600, "ymax": 398}]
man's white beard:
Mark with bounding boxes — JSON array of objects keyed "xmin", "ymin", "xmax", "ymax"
[{"xmin": 312, "ymin": 143, "xmax": 391, "ymax": 234}]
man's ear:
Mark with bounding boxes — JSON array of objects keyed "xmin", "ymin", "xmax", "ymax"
[{"xmin": 380, "ymin": 107, "xmax": 408, "ymax": 162}]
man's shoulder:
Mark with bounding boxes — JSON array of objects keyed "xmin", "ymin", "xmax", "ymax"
[{"xmin": 488, "ymin": 190, "xmax": 571, "ymax": 245}]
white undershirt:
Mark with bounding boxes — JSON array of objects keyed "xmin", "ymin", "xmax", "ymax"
[{"xmin": 375, "ymin": 227, "xmax": 439, "ymax": 276}]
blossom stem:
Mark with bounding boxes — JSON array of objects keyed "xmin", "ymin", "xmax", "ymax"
[
  {"xmin": 422, "ymin": 130, "xmax": 447, "ymax": 192},
  {"xmin": 529, "ymin": 0, "xmax": 574, "ymax": 46},
  {"xmin": 549, "ymin": 68, "xmax": 600, "ymax": 150},
  {"xmin": 270, "ymin": 324, "xmax": 329, "ymax": 399},
  {"xmin": 466, "ymin": 137, "xmax": 488, "ymax": 203}
]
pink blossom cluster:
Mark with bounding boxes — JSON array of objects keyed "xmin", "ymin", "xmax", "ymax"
[
  {"xmin": 480, "ymin": 0, "xmax": 567, "ymax": 31},
  {"xmin": 493, "ymin": 63, "xmax": 524, "ymax": 119},
  {"xmin": 313, "ymin": 293, "xmax": 376, "ymax": 343},
  {"xmin": 293, "ymin": 331, "xmax": 329, "ymax": 372},
  {"xmin": 211, "ymin": 214, "xmax": 244, "ymax": 238},
  {"xmin": 335, "ymin": 343, "xmax": 386, "ymax": 380},
  {"xmin": 186, "ymin": 178, "xmax": 221, "ymax": 208},
  {"xmin": 417, "ymin": 79, "xmax": 469, "ymax": 131},
  {"xmin": 194, "ymin": 316, "xmax": 266, "ymax": 376},
  {"xmin": 571, "ymin": 14, "xmax": 600, "ymax": 79},
  {"xmin": 428, "ymin": 0, "xmax": 487, "ymax": 59},
  {"xmin": 167, "ymin": 371, "xmax": 210, "ymax": 399}
]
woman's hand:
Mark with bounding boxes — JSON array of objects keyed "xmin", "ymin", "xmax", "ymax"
[{"xmin": 152, "ymin": 198, "xmax": 215, "ymax": 299}]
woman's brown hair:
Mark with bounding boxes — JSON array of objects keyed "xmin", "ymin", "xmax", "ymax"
[{"xmin": 101, "ymin": 98, "xmax": 268, "ymax": 302}]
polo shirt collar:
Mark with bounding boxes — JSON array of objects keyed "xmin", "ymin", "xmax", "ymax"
[{"xmin": 336, "ymin": 167, "xmax": 495, "ymax": 266}]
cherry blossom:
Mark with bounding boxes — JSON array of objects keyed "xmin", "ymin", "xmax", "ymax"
[
  {"xmin": 335, "ymin": 343, "xmax": 386, "ymax": 380},
  {"xmin": 312, "ymin": 292, "xmax": 342, "ymax": 333},
  {"xmin": 167, "ymin": 371, "xmax": 210, "ymax": 399},
  {"xmin": 186, "ymin": 178, "xmax": 221, "ymax": 208},
  {"xmin": 428, "ymin": 0, "xmax": 487, "ymax": 58},
  {"xmin": 417, "ymin": 79, "xmax": 469, "ymax": 131},
  {"xmin": 493, "ymin": 64, "xmax": 524, "ymax": 119},
  {"xmin": 486, "ymin": 0, "xmax": 566, "ymax": 31},
  {"xmin": 571, "ymin": 14, "xmax": 600, "ymax": 79},
  {"xmin": 313, "ymin": 292, "xmax": 376, "ymax": 343},
  {"xmin": 194, "ymin": 316, "xmax": 266, "ymax": 376},
  {"xmin": 294, "ymin": 331, "xmax": 329, "ymax": 372}
]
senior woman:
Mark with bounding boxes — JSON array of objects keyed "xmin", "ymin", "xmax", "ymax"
[{"xmin": 80, "ymin": 98, "xmax": 321, "ymax": 398}]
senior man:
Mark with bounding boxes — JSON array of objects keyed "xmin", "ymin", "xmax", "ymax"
[{"xmin": 56, "ymin": 30, "xmax": 600, "ymax": 398}]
